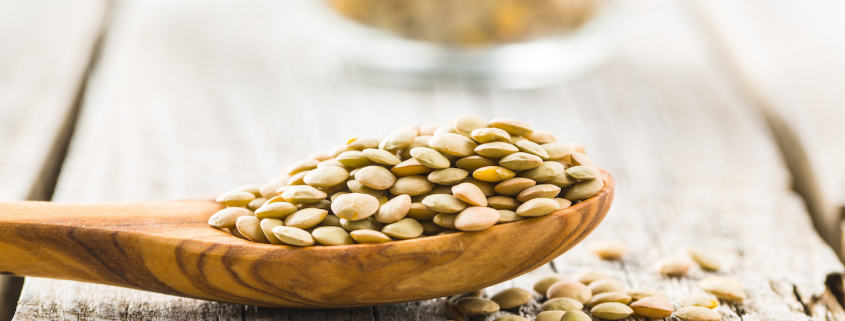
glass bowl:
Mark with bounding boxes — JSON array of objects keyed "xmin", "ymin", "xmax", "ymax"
[{"xmin": 321, "ymin": 0, "xmax": 616, "ymax": 89}]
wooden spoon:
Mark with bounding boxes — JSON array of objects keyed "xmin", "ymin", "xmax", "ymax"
[{"xmin": 0, "ymin": 173, "xmax": 614, "ymax": 308}]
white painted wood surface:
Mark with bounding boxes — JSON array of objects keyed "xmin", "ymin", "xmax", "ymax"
[
  {"xmin": 0, "ymin": 1, "xmax": 107, "ymax": 320},
  {"xmin": 10, "ymin": 0, "xmax": 845, "ymax": 320},
  {"xmin": 692, "ymin": 0, "xmax": 845, "ymax": 257},
  {"xmin": 0, "ymin": 0, "xmax": 107, "ymax": 201}
]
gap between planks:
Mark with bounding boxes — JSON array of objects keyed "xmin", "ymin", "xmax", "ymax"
[
  {"xmin": 689, "ymin": 0, "xmax": 845, "ymax": 260},
  {"xmin": 690, "ymin": 0, "xmax": 845, "ymax": 312},
  {"xmin": 0, "ymin": 1, "xmax": 113, "ymax": 320}
]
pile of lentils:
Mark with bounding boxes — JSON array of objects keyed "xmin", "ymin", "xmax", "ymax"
[{"xmin": 208, "ymin": 116, "xmax": 604, "ymax": 246}]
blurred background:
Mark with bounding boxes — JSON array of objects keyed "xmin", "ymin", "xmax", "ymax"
[{"xmin": 1, "ymin": 0, "xmax": 844, "ymax": 320}]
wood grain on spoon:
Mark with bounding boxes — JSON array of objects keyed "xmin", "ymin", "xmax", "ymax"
[{"xmin": 0, "ymin": 173, "xmax": 614, "ymax": 308}]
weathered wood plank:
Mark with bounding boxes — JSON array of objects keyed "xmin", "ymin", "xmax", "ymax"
[
  {"xmin": 16, "ymin": 0, "xmax": 843, "ymax": 320},
  {"xmin": 0, "ymin": 1, "xmax": 108, "ymax": 320},
  {"xmin": 0, "ymin": 0, "xmax": 107, "ymax": 202},
  {"xmin": 692, "ymin": 0, "xmax": 845, "ymax": 257},
  {"xmin": 543, "ymin": 4, "xmax": 845, "ymax": 319},
  {"xmin": 15, "ymin": 282, "xmax": 244, "ymax": 321},
  {"xmin": 14, "ymin": 1, "xmax": 380, "ymax": 319}
]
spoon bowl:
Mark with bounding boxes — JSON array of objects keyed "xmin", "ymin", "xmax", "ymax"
[{"xmin": 0, "ymin": 172, "xmax": 614, "ymax": 308}]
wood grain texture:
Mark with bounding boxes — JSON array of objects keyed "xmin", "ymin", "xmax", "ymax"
[
  {"xmin": 691, "ymin": 0, "xmax": 845, "ymax": 258},
  {"xmin": 14, "ymin": 0, "xmax": 843, "ymax": 320},
  {"xmin": 0, "ymin": 175, "xmax": 611, "ymax": 308}
]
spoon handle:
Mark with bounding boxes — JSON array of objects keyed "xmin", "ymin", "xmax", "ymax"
[{"xmin": 0, "ymin": 200, "xmax": 222, "ymax": 290}]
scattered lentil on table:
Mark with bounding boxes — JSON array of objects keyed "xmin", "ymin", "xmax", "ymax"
[{"xmin": 445, "ymin": 267, "xmax": 743, "ymax": 320}]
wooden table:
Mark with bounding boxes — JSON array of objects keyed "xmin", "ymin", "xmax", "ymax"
[
  {"xmin": 694, "ymin": 0, "xmax": 845, "ymax": 258},
  {"xmin": 2, "ymin": 0, "xmax": 844, "ymax": 320}
]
